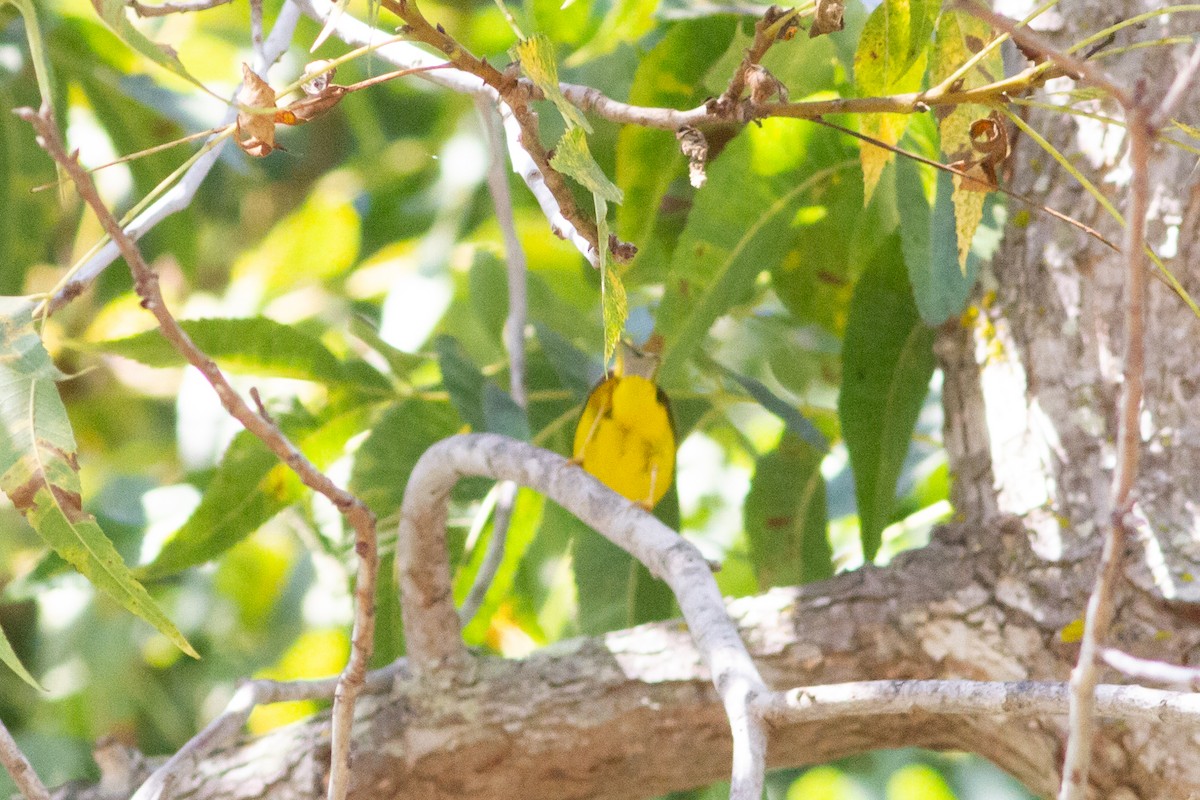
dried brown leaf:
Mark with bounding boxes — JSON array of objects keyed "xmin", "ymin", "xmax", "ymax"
[
  {"xmin": 676, "ymin": 126, "xmax": 709, "ymax": 189},
  {"xmin": 236, "ymin": 63, "xmax": 278, "ymax": 157},
  {"xmin": 810, "ymin": 0, "xmax": 845, "ymax": 38},
  {"xmin": 746, "ymin": 64, "xmax": 788, "ymax": 104}
]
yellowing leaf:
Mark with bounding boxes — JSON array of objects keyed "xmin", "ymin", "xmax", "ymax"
[
  {"xmin": 248, "ymin": 628, "xmax": 349, "ymax": 733},
  {"xmin": 951, "ymin": 173, "xmax": 985, "ymax": 271},
  {"xmin": 931, "ymin": 11, "xmax": 1001, "ymax": 159},
  {"xmin": 513, "ymin": 34, "xmax": 592, "ymax": 133},
  {"xmin": 859, "ymin": 111, "xmax": 909, "ymax": 203},
  {"xmin": 0, "ymin": 298, "xmax": 197, "ymax": 659},
  {"xmin": 1059, "ymin": 617, "xmax": 1085, "ymax": 643},
  {"xmin": 852, "ymin": 0, "xmax": 937, "ymax": 202},
  {"xmin": 550, "ymin": 127, "xmax": 623, "ymax": 204}
]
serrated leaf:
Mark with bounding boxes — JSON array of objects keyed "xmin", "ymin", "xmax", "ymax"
[
  {"xmin": 138, "ymin": 408, "xmax": 365, "ymax": 580},
  {"xmin": 951, "ymin": 173, "xmax": 986, "ymax": 271},
  {"xmin": 349, "ymin": 398, "xmax": 462, "ymax": 519},
  {"xmin": 838, "ymin": 238, "xmax": 936, "ymax": 561},
  {"xmin": 596, "ymin": 194, "xmax": 627, "ymax": 365},
  {"xmin": 95, "ymin": 317, "xmax": 387, "ymax": 391},
  {"xmin": 513, "ymin": 34, "xmax": 591, "ymax": 132},
  {"xmin": 550, "ymin": 127, "xmax": 623, "ymax": 204},
  {"xmin": 930, "ymin": 11, "xmax": 1001, "ymax": 160},
  {"xmin": 744, "ymin": 433, "xmax": 832, "ymax": 588},
  {"xmin": 0, "ymin": 298, "xmax": 197, "ymax": 658},
  {"xmin": 853, "ymin": 0, "xmax": 937, "ymax": 201},
  {"xmin": 0, "ymin": 621, "xmax": 41, "ymax": 690},
  {"xmin": 88, "ymin": 0, "xmax": 217, "ymax": 98}
]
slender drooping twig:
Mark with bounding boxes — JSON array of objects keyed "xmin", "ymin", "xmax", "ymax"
[
  {"xmin": 16, "ymin": 106, "xmax": 377, "ymax": 800},
  {"xmin": 398, "ymin": 434, "xmax": 770, "ymax": 800},
  {"xmin": 0, "ymin": 718, "xmax": 50, "ymax": 800},
  {"xmin": 458, "ymin": 97, "xmax": 531, "ymax": 626}
]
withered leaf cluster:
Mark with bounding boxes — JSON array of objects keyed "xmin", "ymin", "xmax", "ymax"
[
  {"xmin": 235, "ymin": 60, "xmax": 348, "ymax": 157},
  {"xmin": 949, "ymin": 113, "xmax": 1010, "ymax": 192}
]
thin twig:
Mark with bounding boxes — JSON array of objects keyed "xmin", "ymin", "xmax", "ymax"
[
  {"xmin": 1100, "ymin": 648, "xmax": 1200, "ymax": 690},
  {"xmin": 128, "ymin": 0, "xmax": 232, "ymax": 16},
  {"xmin": 379, "ymin": 0, "xmax": 612, "ymax": 264},
  {"xmin": 458, "ymin": 97, "xmax": 531, "ymax": 626},
  {"xmin": 16, "ymin": 106, "xmax": 378, "ymax": 800},
  {"xmin": 46, "ymin": 1, "xmax": 303, "ymax": 315},
  {"xmin": 0, "ymin": 718, "xmax": 50, "ymax": 800},
  {"xmin": 808, "ymin": 117, "xmax": 1120, "ymax": 251},
  {"xmin": 398, "ymin": 433, "xmax": 769, "ymax": 800}
]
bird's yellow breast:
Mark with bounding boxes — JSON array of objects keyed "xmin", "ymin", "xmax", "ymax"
[{"xmin": 573, "ymin": 375, "xmax": 675, "ymax": 508}]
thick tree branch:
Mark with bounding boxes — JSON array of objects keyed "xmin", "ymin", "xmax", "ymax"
[{"xmin": 396, "ymin": 434, "xmax": 769, "ymax": 799}]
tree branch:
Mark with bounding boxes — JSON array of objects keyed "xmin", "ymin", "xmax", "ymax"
[
  {"xmin": 396, "ymin": 433, "xmax": 769, "ymax": 800},
  {"xmin": 0, "ymin": 718, "xmax": 50, "ymax": 800},
  {"xmin": 46, "ymin": 0, "xmax": 302, "ymax": 314},
  {"xmin": 16, "ymin": 106, "xmax": 377, "ymax": 800}
]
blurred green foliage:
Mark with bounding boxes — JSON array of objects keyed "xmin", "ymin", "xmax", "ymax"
[{"xmin": 0, "ymin": 0, "xmax": 1026, "ymax": 797}]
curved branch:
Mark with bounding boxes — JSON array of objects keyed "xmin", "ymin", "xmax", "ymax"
[{"xmin": 396, "ymin": 433, "xmax": 769, "ymax": 799}]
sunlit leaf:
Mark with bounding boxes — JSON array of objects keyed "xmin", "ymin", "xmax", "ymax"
[
  {"xmin": 744, "ymin": 434, "xmax": 832, "ymax": 588},
  {"xmin": 886, "ymin": 764, "xmax": 956, "ymax": 800},
  {"xmin": 88, "ymin": 0, "xmax": 217, "ymax": 98},
  {"xmin": 839, "ymin": 238, "xmax": 936, "ymax": 561},
  {"xmin": 94, "ymin": 317, "xmax": 389, "ymax": 392},
  {"xmin": 349, "ymin": 398, "xmax": 461, "ymax": 519},
  {"xmin": 565, "ymin": 0, "xmax": 658, "ymax": 66},
  {"xmin": 0, "ymin": 298, "xmax": 196, "ymax": 658},
  {"xmin": 616, "ymin": 17, "xmax": 735, "ymax": 246},
  {"xmin": 550, "ymin": 126, "xmax": 623, "ymax": 204},
  {"xmin": 513, "ymin": 34, "xmax": 592, "ymax": 132},
  {"xmin": 852, "ymin": 0, "xmax": 937, "ymax": 201}
]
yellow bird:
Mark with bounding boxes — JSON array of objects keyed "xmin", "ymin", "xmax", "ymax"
[{"xmin": 572, "ymin": 339, "xmax": 676, "ymax": 510}]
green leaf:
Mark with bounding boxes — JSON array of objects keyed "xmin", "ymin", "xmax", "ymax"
[
  {"xmin": 714, "ymin": 361, "xmax": 829, "ymax": 451},
  {"xmin": 615, "ymin": 17, "xmax": 735, "ymax": 244},
  {"xmin": 534, "ymin": 323, "xmax": 603, "ymax": 401},
  {"xmin": 853, "ymin": 0, "xmax": 937, "ymax": 201},
  {"xmin": 434, "ymin": 334, "xmax": 528, "ymax": 439},
  {"xmin": 458, "ymin": 489, "xmax": 546, "ymax": 643},
  {"xmin": 513, "ymin": 34, "xmax": 592, "ymax": 132},
  {"xmin": 0, "ymin": 621, "xmax": 41, "ymax": 690},
  {"xmin": 899, "ymin": 160, "xmax": 968, "ymax": 324},
  {"xmin": 95, "ymin": 317, "xmax": 387, "ymax": 391},
  {"xmin": 658, "ymin": 127, "xmax": 850, "ymax": 387},
  {"xmin": 88, "ymin": 0, "xmax": 218, "ymax": 98},
  {"xmin": 744, "ymin": 434, "xmax": 832, "ymax": 588},
  {"xmin": 0, "ymin": 298, "xmax": 196, "ymax": 658},
  {"xmin": 565, "ymin": 0, "xmax": 659, "ymax": 65},
  {"xmin": 348, "ymin": 316, "xmax": 428, "ymax": 382},
  {"xmin": 838, "ymin": 237, "xmax": 936, "ymax": 561},
  {"xmin": 138, "ymin": 408, "xmax": 365, "ymax": 580},
  {"xmin": 349, "ymin": 398, "xmax": 462, "ymax": 519},
  {"xmin": 570, "ymin": 506, "xmax": 674, "ymax": 635},
  {"xmin": 550, "ymin": 126, "xmax": 623, "ymax": 204}
]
